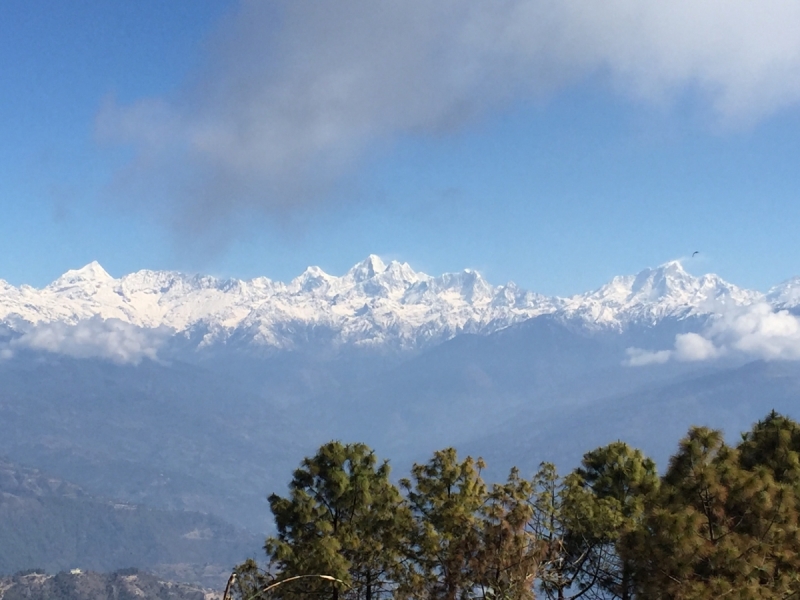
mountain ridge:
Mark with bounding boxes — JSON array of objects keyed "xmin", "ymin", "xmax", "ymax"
[{"xmin": 0, "ymin": 257, "xmax": 793, "ymax": 355}]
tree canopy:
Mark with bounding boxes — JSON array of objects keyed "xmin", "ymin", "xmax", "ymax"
[
  {"xmin": 264, "ymin": 441, "xmax": 410, "ymax": 600},
  {"xmin": 239, "ymin": 411, "xmax": 800, "ymax": 600}
]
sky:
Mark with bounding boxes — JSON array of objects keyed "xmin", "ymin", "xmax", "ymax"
[{"xmin": 2, "ymin": 0, "xmax": 800, "ymax": 297}]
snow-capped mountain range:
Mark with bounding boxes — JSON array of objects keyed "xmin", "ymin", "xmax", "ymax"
[{"xmin": 0, "ymin": 256, "xmax": 796, "ymax": 352}]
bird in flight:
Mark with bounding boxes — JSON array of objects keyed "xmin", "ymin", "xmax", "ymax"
[{"xmin": 692, "ymin": 251, "xmax": 699, "ymax": 257}]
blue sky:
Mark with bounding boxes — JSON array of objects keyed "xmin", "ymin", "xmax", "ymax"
[{"xmin": 2, "ymin": 1, "xmax": 800, "ymax": 296}]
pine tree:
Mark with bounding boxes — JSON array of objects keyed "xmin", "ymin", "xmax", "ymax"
[
  {"xmin": 738, "ymin": 410, "xmax": 800, "ymax": 484},
  {"xmin": 626, "ymin": 425, "xmax": 800, "ymax": 599},
  {"xmin": 573, "ymin": 442, "xmax": 659, "ymax": 599},
  {"xmin": 264, "ymin": 441, "xmax": 410, "ymax": 600},
  {"xmin": 225, "ymin": 558, "xmax": 269, "ymax": 600},
  {"xmin": 736, "ymin": 412, "xmax": 800, "ymax": 595},
  {"xmin": 473, "ymin": 468, "xmax": 541, "ymax": 600},
  {"xmin": 529, "ymin": 462, "xmax": 619, "ymax": 600},
  {"xmin": 399, "ymin": 448, "xmax": 488, "ymax": 600}
]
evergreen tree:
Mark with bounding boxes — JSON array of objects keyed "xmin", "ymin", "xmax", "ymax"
[
  {"xmin": 573, "ymin": 442, "xmax": 659, "ymax": 599},
  {"xmin": 735, "ymin": 412, "xmax": 800, "ymax": 595},
  {"xmin": 236, "ymin": 411, "xmax": 800, "ymax": 600},
  {"xmin": 626, "ymin": 425, "xmax": 800, "ymax": 599},
  {"xmin": 264, "ymin": 441, "xmax": 410, "ymax": 600},
  {"xmin": 738, "ymin": 410, "xmax": 800, "ymax": 484},
  {"xmin": 473, "ymin": 468, "xmax": 541, "ymax": 600},
  {"xmin": 399, "ymin": 448, "xmax": 487, "ymax": 600},
  {"xmin": 529, "ymin": 462, "xmax": 618, "ymax": 600},
  {"xmin": 225, "ymin": 558, "xmax": 269, "ymax": 600}
]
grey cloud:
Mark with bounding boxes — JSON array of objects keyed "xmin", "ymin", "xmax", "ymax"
[
  {"xmin": 98, "ymin": 0, "xmax": 800, "ymax": 230},
  {"xmin": 2, "ymin": 318, "xmax": 169, "ymax": 365}
]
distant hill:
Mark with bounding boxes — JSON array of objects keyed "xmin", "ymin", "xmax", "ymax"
[
  {"xmin": 0, "ymin": 459, "xmax": 259, "ymax": 588},
  {"xmin": 0, "ymin": 569, "xmax": 220, "ymax": 600},
  {"xmin": 0, "ymin": 355, "xmax": 312, "ymax": 531},
  {"xmin": 465, "ymin": 359, "xmax": 800, "ymax": 478}
]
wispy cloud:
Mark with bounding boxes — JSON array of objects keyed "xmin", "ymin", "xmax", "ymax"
[
  {"xmin": 98, "ymin": 0, "xmax": 800, "ymax": 233},
  {"xmin": 1, "ymin": 318, "xmax": 169, "ymax": 365},
  {"xmin": 625, "ymin": 302, "xmax": 800, "ymax": 366}
]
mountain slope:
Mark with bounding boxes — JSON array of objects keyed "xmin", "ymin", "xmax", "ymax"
[
  {"xmin": 0, "ymin": 355, "xmax": 316, "ymax": 531},
  {"xmin": 466, "ymin": 359, "xmax": 800, "ymax": 478},
  {"xmin": 314, "ymin": 313, "xmax": 734, "ymax": 462},
  {"xmin": 0, "ymin": 458, "xmax": 258, "ymax": 587}
]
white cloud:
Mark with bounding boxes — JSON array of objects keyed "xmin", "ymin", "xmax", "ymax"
[
  {"xmin": 624, "ymin": 347, "xmax": 671, "ymax": 367},
  {"xmin": 625, "ymin": 302, "xmax": 800, "ymax": 366},
  {"xmin": 708, "ymin": 302, "xmax": 800, "ymax": 360},
  {"xmin": 673, "ymin": 332, "xmax": 722, "ymax": 362},
  {"xmin": 1, "ymin": 318, "xmax": 168, "ymax": 365},
  {"xmin": 98, "ymin": 0, "xmax": 800, "ymax": 231}
]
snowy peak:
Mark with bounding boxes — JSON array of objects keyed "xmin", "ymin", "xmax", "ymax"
[
  {"xmin": 346, "ymin": 254, "xmax": 387, "ymax": 283},
  {"xmin": 562, "ymin": 260, "xmax": 760, "ymax": 327},
  {"xmin": 119, "ymin": 269, "xmax": 183, "ymax": 293},
  {"xmin": 628, "ymin": 261, "xmax": 752, "ymax": 306},
  {"xmin": 0, "ymin": 256, "xmax": 793, "ymax": 353},
  {"xmin": 289, "ymin": 266, "xmax": 334, "ymax": 294},
  {"xmin": 442, "ymin": 270, "xmax": 492, "ymax": 303},
  {"xmin": 767, "ymin": 277, "xmax": 800, "ymax": 309},
  {"xmin": 47, "ymin": 261, "xmax": 115, "ymax": 290},
  {"xmin": 378, "ymin": 260, "xmax": 426, "ymax": 287},
  {"xmin": 630, "ymin": 261, "xmax": 694, "ymax": 300}
]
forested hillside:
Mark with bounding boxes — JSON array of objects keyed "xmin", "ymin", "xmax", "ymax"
[
  {"xmin": 0, "ymin": 459, "xmax": 259, "ymax": 587},
  {"xmin": 233, "ymin": 411, "xmax": 800, "ymax": 600}
]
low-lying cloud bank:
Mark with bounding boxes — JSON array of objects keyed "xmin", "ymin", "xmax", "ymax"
[
  {"xmin": 626, "ymin": 303, "xmax": 800, "ymax": 366},
  {"xmin": 0, "ymin": 318, "xmax": 169, "ymax": 365},
  {"xmin": 98, "ymin": 0, "xmax": 800, "ymax": 231}
]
